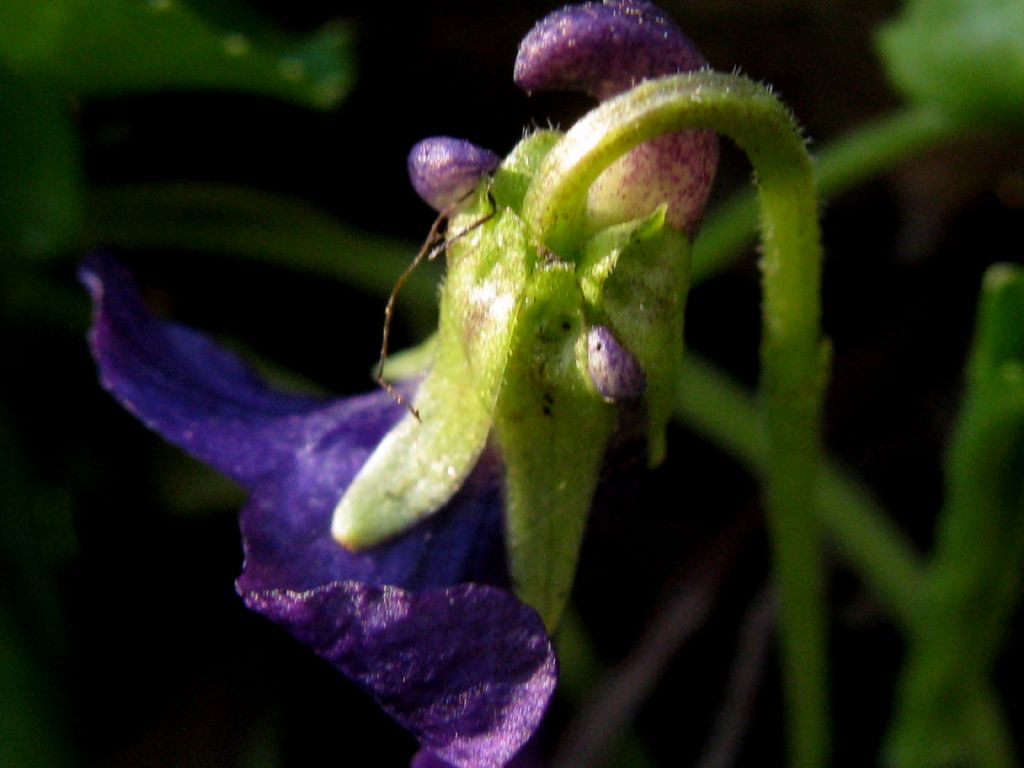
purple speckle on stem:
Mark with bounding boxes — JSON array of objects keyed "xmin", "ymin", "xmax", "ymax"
[
  {"xmin": 408, "ymin": 137, "xmax": 501, "ymax": 212},
  {"xmin": 514, "ymin": 0, "xmax": 719, "ymax": 232},
  {"xmin": 587, "ymin": 325, "xmax": 646, "ymax": 402}
]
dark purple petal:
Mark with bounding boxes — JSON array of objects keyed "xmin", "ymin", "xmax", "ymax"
[
  {"xmin": 84, "ymin": 254, "xmax": 558, "ymax": 764},
  {"xmin": 246, "ymin": 582, "xmax": 556, "ymax": 768},
  {"xmin": 413, "ymin": 737, "xmax": 543, "ymax": 768},
  {"xmin": 81, "ymin": 252, "xmax": 336, "ymax": 488},
  {"xmin": 587, "ymin": 325, "xmax": 645, "ymax": 401},
  {"xmin": 514, "ymin": 1, "xmax": 718, "ymax": 231},
  {"xmin": 237, "ymin": 447, "xmax": 508, "ymax": 594},
  {"xmin": 81, "ymin": 251, "xmax": 510, "ymax": 592},
  {"xmin": 515, "ymin": 0, "xmax": 706, "ymax": 100},
  {"xmin": 409, "ymin": 137, "xmax": 501, "ymax": 212}
]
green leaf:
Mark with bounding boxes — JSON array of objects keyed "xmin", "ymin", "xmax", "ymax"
[
  {"xmin": 0, "ymin": 0, "xmax": 354, "ymax": 108},
  {"xmin": 886, "ymin": 264, "xmax": 1024, "ymax": 768},
  {"xmin": 332, "ymin": 189, "xmax": 530, "ymax": 547},
  {"xmin": 491, "ymin": 129, "xmax": 563, "ymax": 213},
  {"xmin": 0, "ymin": 71, "xmax": 84, "ymax": 258},
  {"xmin": 878, "ymin": 0, "xmax": 1024, "ymax": 126}
]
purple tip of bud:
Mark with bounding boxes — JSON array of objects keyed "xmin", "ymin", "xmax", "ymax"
[
  {"xmin": 514, "ymin": 1, "xmax": 719, "ymax": 232},
  {"xmin": 514, "ymin": 0, "xmax": 706, "ymax": 100},
  {"xmin": 587, "ymin": 325, "xmax": 646, "ymax": 402},
  {"xmin": 408, "ymin": 137, "xmax": 501, "ymax": 212}
]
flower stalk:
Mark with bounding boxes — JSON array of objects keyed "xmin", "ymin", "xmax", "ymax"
[{"xmin": 524, "ymin": 70, "xmax": 830, "ymax": 768}]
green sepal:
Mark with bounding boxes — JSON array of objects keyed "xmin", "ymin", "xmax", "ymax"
[
  {"xmin": 495, "ymin": 263, "xmax": 613, "ymax": 631},
  {"xmin": 491, "ymin": 129, "xmax": 563, "ymax": 213},
  {"xmin": 579, "ymin": 206, "xmax": 691, "ymax": 465},
  {"xmin": 332, "ymin": 187, "xmax": 530, "ymax": 548},
  {"xmin": 378, "ymin": 333, "xmax": 438, "ymax": 382}
]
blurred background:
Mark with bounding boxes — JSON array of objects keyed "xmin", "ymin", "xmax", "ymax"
[{"xmin": 1, "ymin": 1, "xmax": 1021, "ymax": 766}]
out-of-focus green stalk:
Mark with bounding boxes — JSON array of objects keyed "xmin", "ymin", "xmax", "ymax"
[
  {"xmin": 86, "ymin": 184, "xmax": 439, "ymax": 332},
  {"xmin": 675, "ymin": 353, "xmax": 925, "ymax": 622}
]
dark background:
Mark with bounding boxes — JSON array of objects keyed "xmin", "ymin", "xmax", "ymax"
[{"xmin": 5, "ymin": 1, "xmax": 1022, "ymax": 765}]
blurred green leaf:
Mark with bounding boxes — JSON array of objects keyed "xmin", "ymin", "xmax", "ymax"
[
  {"xmin": 0, "ymin": 72, "xmax": 84, "ymax": 258},
  {"xmin": 0, "ymin": 405, "xmax": 77, "ymax": 657},
  {"xmin": 886, "ymin": 264, "xmax": 1024, "ymax": 768},
  {"xmin": 87, "ymin": 184, "xmax": 440, "ymax": 329},
  {"xmin": 0, "ymin": 0, "xmax": 354, "ymax": 108},
  {"xmin": 967, "ymin": 263, "xmax": 1024, "ymax": 389},
  {"xmin": 878, "ymin": 0, "xmax": 1024, "ymax": 126}
]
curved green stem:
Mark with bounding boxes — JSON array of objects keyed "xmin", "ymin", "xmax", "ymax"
[
  {"xmin": 692, "ymin": 104, "xmax": 962, "ymax": 283},
  {"xmin": 524, "ymin": 71, "xmax": 829, "ymax": 768}
]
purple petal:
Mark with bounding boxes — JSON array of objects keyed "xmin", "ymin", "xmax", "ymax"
[
  {"xmin": 81, "ymin": 251, "xmax": 510, "ymax": 592},
  {"xmin": 514, "ymin": 0, "xmax": 706, "ymax": 100},
  {"xmin": 237, "ymin": 447, "xmax": 508, "ymax": 594},
  {"xmin": 84, "ymin": 254, "xmax": 558, "ymax": 763},
  {"xmin": 408, "ymin": 137, "xmax": 501, "ymax": 212},
  {"xmin": 587, "ymin": 325, "xmax": 646, "ymax": 401},
  {"xmin": 246, "ymin": 582, "xmax": 556, "ymax": 768},
  {"xmin": 413, "ymin": 738, "xmax": 543, "ymax": 768},
  {"xmin": 81, "ymin": 252, "xmax": 333, "ymax": 488},
  {"xmin": 514, "ymin": 1, "xmax": 719, "ymax": 232}
]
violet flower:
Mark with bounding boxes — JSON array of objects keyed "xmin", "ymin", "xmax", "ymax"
[{"xmin": 82, "ymin": 2, "xmax": 717, "ymax": 766}]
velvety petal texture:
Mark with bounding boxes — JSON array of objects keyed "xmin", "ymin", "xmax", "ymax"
[
  {"xmin": 514, "ymin": 0, "xmax": 705, "ymax": 100},
  {"xmin": 412, "ymin": 738, "xmax": 543, "ymax": 768},
  {"xmin": 247, "ymin": 584, "xmax": 555, "ymax": 768},
  {"xmin": 515, "ymin": 0, "xmax": 718, "ymax": 232},
  {"xmin": 81, "ymin": 252, "xmax": 556, "ymax": 768}
]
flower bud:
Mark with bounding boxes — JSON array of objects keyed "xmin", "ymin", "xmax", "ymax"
[
  {"xmin": 408, "ymin": 137, "xmax": 500, "ymax": 212},
  {"xmin": 587, "ymin": 324, "xmax": 646, "ymax": 401}
]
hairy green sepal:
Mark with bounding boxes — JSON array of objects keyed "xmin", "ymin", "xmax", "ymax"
[
  {"xmin": 332, "ymin": 188, "xmax": 527, "ymax": 546},
  {"xmin": 579, "ymin": 208, "xmax": 690, "ymax": 465},
  {"xmin": 332, "ymin": 127, "xmax": 692, "ymax": 630}
]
